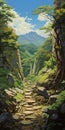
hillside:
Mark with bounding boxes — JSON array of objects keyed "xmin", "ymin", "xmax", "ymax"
[{"xmin": 18, "ymin": 32, "xmax": 45, "ymax": 46}]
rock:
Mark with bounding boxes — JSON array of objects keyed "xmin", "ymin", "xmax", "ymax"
[
  {"xmin": 49, "ymin": 94, "xmax": 58, "ymax": 104},
  {"xmin": 9, "ymin": 88, "xmax": 16, "ymax": 94},
  {"xmin": 0, "ymin": 44, "xmax": 23, "ymax": 80},
  {"xmin": 25, "ymin": 107, "xmax": 33, "ymax": 111},
  {"xmin": 15, "ymin": 88, "xmax": 23, "ymax": 94},
  {"xmin": 33, "ymin": 106, "xmax": 42, "ymax": 110},
  {"xmin": 51, "ymin": 113, "xmax": 58, "ymax": 120},
  {"xmin": 25, "ymin": 92, "xmax": 32, "ymax": 96},
  {"xmin": 7, "ymin": 74, "xmax": 14, "ymax": 85},
  {"xmin": 0, "ymin": 112, "xmax": 14, "ymax": 124},
  {"xmin": 23, "ymin": 111, "xmax": 34, "ymax": 115},
  {"xmin": 38, "ymin": 87, "xmax": 49, "ymax": 99},
  {"xmin": 25, "ymin": 89, "xmax": 32, "ymax": 92},
  {"xmin": 61, "ymin": 103, "xmax": 65, "ymax": 113},
  {"xmin": 25, "ymin": 115, "xmax": 36, "ymax": 120},
  {"xmin": 4, "ymin": 89, "xmax": 14, "ymax": 97},
  {"xmin": 25, "ymin": 95, "xmax": 32, "ymax": 98},
  {"xmin": 13, "ymin": 114, "xmax": 20, "ymax": 120},
  {"xmin": 26, "ymin": 99, "xmax": 35, "ymax": 105},
  {"xmin": 21, "ymin": 120, "xmax": 33, "ymax": 125},
  {"xmin": 24, "ymin": 104, "xmax": 33, "ymax": 108}
]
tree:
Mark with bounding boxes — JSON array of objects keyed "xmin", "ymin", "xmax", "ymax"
[
  {"xmin": 33, "ymin": 1, "xmax": 65, "ymax": 87},
  {"xmin": 0, "ymin": 0, "xmax": 19, "ymax": 51},
  {"xmin": 52, "ymin": 0, "xmax": 65, "ymax": 87},
  {"xmin": 0, "ymin": 0, "xmax": 15, "ymax": 27}
]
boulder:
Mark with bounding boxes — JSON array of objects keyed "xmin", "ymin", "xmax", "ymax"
[
  {"xmin": 48, "ymin": 94, "xmax": 58, "ymax": 104},
  {"xmin": 38, "ymin": 87, "xmax": 49, "ymax": 99},
  {"xmin": 0, "ymin": 112, "xmax": 14, "ymax": 124}
]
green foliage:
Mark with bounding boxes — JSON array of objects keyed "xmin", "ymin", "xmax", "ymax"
[
  {"xmin": 0, "ymin": 67, "xmax": 9, "ymax": 75},
  {"xmin": 0, "ymin": 0, "xmax": 15, "ymax": 26},
  {"xmin": 26, "ymin": 74, "xmax": 37, "ymax": 82},
  {"xmin": 0, "ymin": 0, "xmax": 19, "ymax": 49},
  {"xmin": 53, "ymin": 1, "xmax": 65, "ymax": 26},
  {"xmin": 14, "ymin": 79, "xmax": 24, "ymax": 88},
  {"xmin": 20, "ymin": 43, "xmax": 38, "ymax": 55},
  {"xmin": 35, "ymin": 37, "xmax": 52, "ymax": 72},
  {"xmin": 33, "ymin": 5, "xmax": 53, "ymax": 15},
  {"xmin": 40, "ymin": 23, "xmax": 53, "ymax": 33},
  {"xmin": 21, "ymin": 53, "xmax": 34, "ymax": 76},
  {"xmin": 14, "ymin": 92, "xmax": 24, "ymax": 101},
  {"xmin": 38, "ymin": 68, "xmax": 56, "ymax": 84},
  {"xmin": 0, "ymin": 67, "xmax": 24, "ymax": 89},
  {"xmin": 0, "ymin": 27, "xmax": 19, "ymax": 49},
  {"xmin": 20, "ymin": 43, "xmax": 37, "ymax": 76},
  {"xmin": 51, "ymin": 90, "xmax": 65, "ymax": 110},
  {"xmin": 44, "ymin": 55, "xmax": 56, "ymax": 69},
  {"xmin": 38, "ymin": 55, "xmax": 56, "ymax": 84},
  {"xmin": 0, "ymin": 68, "xmax": 11, "ymax": 89},
  {"xmin": 10, "ymin": 74, "xmax": 24, "ymax": 88},
  {"xmin": 61, "ymin": 80, "xmax": 65, "ymax": 89}
]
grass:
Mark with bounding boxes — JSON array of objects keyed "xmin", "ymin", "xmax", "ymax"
[
  {"xmin": 14, "ymin": 92, "xmax": 24, "ymax": 101},
  {"xmin": 38, "ymin": 68, "xmax": 56, "ymax": 84}
]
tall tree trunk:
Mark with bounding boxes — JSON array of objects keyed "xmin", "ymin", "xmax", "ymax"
[{"xmin": 53, "ymin": 0, "xmax": 65, "ymax": 87}]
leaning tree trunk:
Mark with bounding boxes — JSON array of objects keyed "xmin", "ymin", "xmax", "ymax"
[{"xmin": 52, "ymin": 0, "xmax": 65, "ymax": 87}]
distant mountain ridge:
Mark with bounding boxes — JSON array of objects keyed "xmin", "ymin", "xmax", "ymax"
[{"xmin": 18, "ymin": 32, "xmax": 45, "ymax": 46}]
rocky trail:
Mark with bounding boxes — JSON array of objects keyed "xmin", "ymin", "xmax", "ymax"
[
  {"xmin": 0, "ymin": 81, "xmax": 47, "ymax": 130},
  {"xmin": 13, "ymin": 82, "xmax": 45, "ymax": 130}
]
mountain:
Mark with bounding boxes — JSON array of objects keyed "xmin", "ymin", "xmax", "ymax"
[{"xmin": 18, "ymin": 32, "xmax": 45, "ymax": 46}]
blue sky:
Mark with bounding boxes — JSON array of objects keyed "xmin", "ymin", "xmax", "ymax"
[{"xmin": 6, "ymin": 0, "xmax": 53, "ymax": 37}]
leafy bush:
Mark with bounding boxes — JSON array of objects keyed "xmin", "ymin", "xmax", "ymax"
[
  {"xmin": 38, "ymin": 67, "xmax": 56, "ymax": 84},
  {"xmin": 51, "ymin": 90, "xmax": 65, "ymax": 110},
  {"xmin": 44, "ymin": 55, "xmax": 56, "ymax": 69}
]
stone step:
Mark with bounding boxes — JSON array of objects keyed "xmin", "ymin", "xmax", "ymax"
[
  {"xmin": 25, "ymin": 95, "xmax": 32, "ymax": 99},
  {"xmin": 33, "ymin": 102, "xmax": 38, "ymax": 106},
  {"xmin": 25, "ymin": 115, "xmax": 36, "ymax": 120},
  {"xmin": 24, "ymin": 104, "xmax": 33, "ymax": 108},
  {"xmin": 20, "ymin": 102, "xmax": 26, "ymax": 106},
  {"xmin": 21, "ymin": 120, "xmax": 33, "ymax": 125},
  {"xmin": 25, "ymin": 89, "xmax": 32, "ymax": 92},
  {"xmin": 25, "ymin": 107, "xmax": 33, "ymax": 111},
  {"xmin": 23, "ymin": 111, "xmax": 34, "ymax": 115},
  {"xmin": 26, "ymin": 99, "xmax": 35, "ymax": 105},
  {"xmin": 33, "ymin": 106, "xmax": 42, "ymax": 110},
  {"xmin": 25, "ymin": 92, "xmax": 32, "ymax": 96}
]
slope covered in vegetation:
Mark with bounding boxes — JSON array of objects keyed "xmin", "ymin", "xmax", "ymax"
[{"xmin": 0, "ymin": 0, "xmax": 65, "ymax": 130}]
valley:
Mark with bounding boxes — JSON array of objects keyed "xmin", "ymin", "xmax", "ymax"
[{"xmin": 0, "ymin": 0, "xmax": 65, "ymax": 130}]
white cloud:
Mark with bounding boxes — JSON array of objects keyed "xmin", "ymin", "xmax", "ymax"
[
  {"xmin": 8, "ymin": 10, "xmax": 35, "ymax": 35},
  {"xmin": 34, "ymin": 29, "xmax": 49, "ymax": 38},
  {"xmin": 37, "ymin": 13, "xmax": 52, "ymax": 38},
  {"xmin": 38, "ymin": 13, "xmax": 49, "ymax": 22},
  {"xmin": 8, "ymin": 10, "xmax": 51, "ymax": 38}
]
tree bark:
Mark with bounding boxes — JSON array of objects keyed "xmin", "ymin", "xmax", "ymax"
[{"xmin": 52, "ymin": 0, "xmax": 65, "ymax": 87}]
